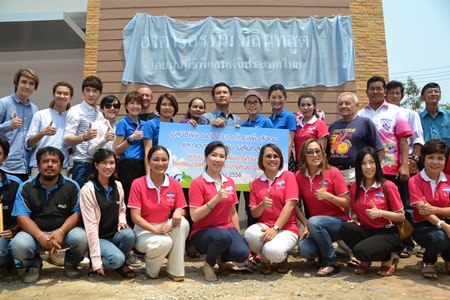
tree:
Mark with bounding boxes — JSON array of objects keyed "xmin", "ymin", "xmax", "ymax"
[
  {"xmin": 401, "ymin": 77, "xmax": 422, "ymax": 112},
  {"xmin": 439, "ymin": 103, "xmax": 450, "ymax": 110}
]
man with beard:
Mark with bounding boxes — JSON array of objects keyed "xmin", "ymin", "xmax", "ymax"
[{"xmin": 10, "ymin": 147, "xmax": 87, "ymax": 283}]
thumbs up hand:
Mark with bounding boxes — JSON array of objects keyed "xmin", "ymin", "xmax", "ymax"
[
  {"xmin": 104, "ymin": 127, "xmax": 115, "ymax": 142},
  {"xmin": 10, "ymin": 112, "xmax": 23, "ymax": 129},
  {"xmin": 365, "ymin": 200, "xmax": 382, "ymax": 219},
  {"xmin": 418, "ymin": 197, "xmax": 438, "ymax": 216},
  {"xmin": 262, "ymin": 189, "xmax": 273, "ymax": 209},
  {"xmin": 130, "ymin": 124, "xmax": 143, "ymax": 141},
  {"xmin": 216, "ymin": 183, "xmax": 229, "ymax": 201},
  {"xmin": 83, "ymin": 122, "xmax": 98, "ymax": 141},
  {"xmin": 42, "ymin": 121, "xmax": 57, "ymax": 136}
]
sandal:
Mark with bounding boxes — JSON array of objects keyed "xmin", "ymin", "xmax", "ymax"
[
  {"xmin": 88, "ymin": 267, "xmax": 98, "ymax": 278},
  {"xmin": 202, "ymin": 262, "xmax": 218, "ymax": 282},
  {"xmin": 422, "ymin": 263, "xmax": 438, "ymax": 279},
  {"xmin": 275, "ymin": 258, "xmax": 289, "ymax": 274},
  {"xmin": 346, "ymin": 256, "xmax": 360, "ymax": 268},
  {"xmin": 316, "ymin": 265, "xmax": 341, "ymax": 277},
  {"xmin": 354, "ymin": 262, "xmax": 371, "ymax": 275},
  {"xmin": 260, "ymin": 262, "xmax": 272, "ymax": 275},
  {"xmin": 167, "ymin": 272, "xmax": 185, "ymax": 282},
  {"xmin": 116, "ymin": 264, "xmax": 137, "ymax": 279},
  {"xmin": 377, "ymin": 257, "xmax": 399, "ymax": 277}
]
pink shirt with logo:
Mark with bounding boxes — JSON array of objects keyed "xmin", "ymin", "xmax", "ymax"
[
  {"xmin": 189, "ymin": 173, "xmax": 238, "ymax": 237},
  {"xmin": 409, "ymin": 170, "xmax": 450, "ymax": 223},
  {"xmin": 295, "ymin": 166, "xmax": 349, "ymax": 221},
  {"xmin": 128, "ymin": 174, "xmax": 187, "ymax": 224},
  {"xmin": 358, "ymin": 102, "xmax": 412, "ymax": 175},
  {"xmin": 350, "ymin": 180, "xmax": 403, "ymax": 229},
  {"xmin": 250, "ymin": 170, "xmax": 299, "ymax": 235},
  {"xmin": 295, "ymin": 116, "xmax": 329, "ymax": 160}
]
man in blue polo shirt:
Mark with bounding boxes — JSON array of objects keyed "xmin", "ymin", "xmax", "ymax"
[
  {"xmin": 199, "ymin": 82, "xmax": 242, "ymax": 127},
  {"xmin": 10, "ymin": 147, "xmax": 87, "ymax": 283},
  {"xmin": 419, "ymin": 82, "xmax": 450, "ymax": 146},
  {"xmin": 0, "ymin": 69, "xmax": 39, "ymax": 182}
]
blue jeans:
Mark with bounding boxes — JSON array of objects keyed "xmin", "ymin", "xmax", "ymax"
[
  {"xmin": 298, "ymin": 216, "xmax": 345, "ymax": 266},
  {"xmin": 192, "ymin": 227, "xmax": 249, "ymax": 267},
  {"xmin": 99, "ymin": 228, "xmax": 136, "ymax": 270},
  {"xmin": 413, "ymin": 221, "xmax": 450, "ymax": 264},
  {"xmin": 71, "ymin": 161, "xmax": 93, "ymax": 188},
  {"xmin": 10, "ymin": 227, "xmax": 88, "ymax": 268},
  {"xmin": 0, "ymin": 237, "xmax": 14, "ymax": 267}
]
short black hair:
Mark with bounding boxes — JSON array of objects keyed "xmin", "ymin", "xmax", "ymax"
[
  {"xmin": 386, "ymin": 80, "xmax": 404, "ymax": 97},
  {"xmin": 366, "ymin": 76, "xmax": 386, "ymax": 90},
  {"xmin": 82, "ymin": 75, "xmax": 103, "ymax": 93},
  {"xmin": 211, "ymin": 82, "xmax": 232, "ymax": 97},
  {"xmin": 421, "ymin": 82, "xmax": 441, "ymax": 96},
  {"xmin": 268, "ymin": 83, "xmax": 287, "ymax": 98},
  {"xmin": 421, "ymin": 138, "xmax": 449, "ymax": 165},
  {"xmin": 156, "ymin": 93, "xmax": 179, "ymax": 116},
  {"xmin": 0, "ymin": 137, "xmax": 10, "ymax": 157},
  {"xmin": 36, "ymin": 146, "xmax": 64, "ymax": 166}
]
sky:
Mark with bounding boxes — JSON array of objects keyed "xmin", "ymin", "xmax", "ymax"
[{"xmin": 382, "ymin": 0, "xmax": 450, "ymax": 103}]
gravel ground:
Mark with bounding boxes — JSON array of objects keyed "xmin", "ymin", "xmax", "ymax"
[{"xmin": 1, "ymin": 250, "xmax": 450, "ymax": 300}]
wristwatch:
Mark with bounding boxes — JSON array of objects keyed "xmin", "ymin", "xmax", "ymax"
[
  {"xmin": 436, "ymin": 220, "xmax": 445, "ymax": 229},
  {"xmin": 273, "ymin": 224, "xmax": 280, "ymax": 232},
  {"xmin": 126, "ymin": 136, "xmax": 134, "ymax": 144}
]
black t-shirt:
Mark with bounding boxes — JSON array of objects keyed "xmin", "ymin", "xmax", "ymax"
[{"xmin": 0, "ymin": 171, "xmax": 22, "ymax": 229}]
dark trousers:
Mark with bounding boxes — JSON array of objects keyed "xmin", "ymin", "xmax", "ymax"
[
  {"xmin": 192, "ymin": 227, "xmax": 249, "ymax": 266},
  {"xmin": 118, "ymin": 159, "xmax": 145, "ymax": 227},
  {"xmin": 413, "ymin": 221, "xmax": 450, "ymax": 264},
  {"xmin": 237, "ymin": 191, "xmax": 257, "ymax": 228},
  {"xmin": 340, "ymin": 222, "xmax": 403, "ymax": 262},
  {"xmin": 385, "ymin": 174, "xmax": 415, "ymax": 250}
]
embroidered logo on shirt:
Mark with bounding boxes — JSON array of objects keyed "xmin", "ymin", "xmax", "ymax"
[
  {"xmin": 276, "ymin": 180, "xmax": 286, "ymax": 189},
  {"xmin": 225, "ymin": 186, "xmax": 234, "ymax": 192},
  {"xmin": 58, "ymin": 204, "xmax": 67, "ymax": 209},
  {"xmin": 166, "ymin": 192, "xmax": 175, "ymax": 203},
  {"xmin": 374, "ymin": 191, "xmax": 385, "ymax": 199},
  {"xmin": 380, "ymin": 119, "xmax": 392, "ymax": 132},
  {"xmin": 320, "ymin": 180, "xmax": 329, "ymax": 188},
  {"xmin": 442, "ymin": 187, "xmax": 450, "ymax": 193}
]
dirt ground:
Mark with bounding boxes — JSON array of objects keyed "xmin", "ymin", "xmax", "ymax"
[{"xmin": 1, "ymin": 249, "xmax": 449, "ymax": 300}]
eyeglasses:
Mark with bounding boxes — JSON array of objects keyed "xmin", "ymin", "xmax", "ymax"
[
  {"xmin": 245, "ymin": 101, "xmax": 260, "ymax": 106},
  {"xmin": 305, "ymin": 149, "xmax": 322, "ymax": 156},
  {"xmin": 264, "ymin": 154, "xmax": 280, "ymax": 160},
  {"xmin": 104, "ymin": 102, "xmax": 120, "ymax": 109}
]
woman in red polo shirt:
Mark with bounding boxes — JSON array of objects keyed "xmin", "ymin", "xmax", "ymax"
[
  {"xmin": 294, "ymin": 93, "xmax": 328, "ymax": 162},
  {"xmin": 189, "ymin": 141, "xmax": 249, "ymax": 282},
  {"xmin": 409, "ymin": 139, "xmax": 450, "ymax": 279},
  {"xmin": 243, "ymin": 144, "xmax": 298, "ymax": 275},
  {"xmin": 340, "ymin": 147, "xmax": 405, "ymax": 276},
  {"xmin": 295, "ymin": 139, "xmax": 350, "ymax": 276},
  {"xmin": 128, "ymin": 146, "xmax": 189, "ymax": 282}
]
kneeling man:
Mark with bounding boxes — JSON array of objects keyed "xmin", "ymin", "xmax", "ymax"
[{"xmin": 10, "ymin": 146, "xmax": 87, "ymax": 283}]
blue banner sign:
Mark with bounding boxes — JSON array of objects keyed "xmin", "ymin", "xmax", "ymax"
[
  {"xmin": 122, "ymin": 13, "xmax": 355, "ymax": 89},
  {"xmin": 158, "ymin": 123, "xmax": 289, "ymax": 191}
]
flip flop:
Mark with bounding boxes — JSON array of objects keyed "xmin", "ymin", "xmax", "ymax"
[{"xmin": 116, "ymin": 264, "xmax": 136, "ymax": 279}]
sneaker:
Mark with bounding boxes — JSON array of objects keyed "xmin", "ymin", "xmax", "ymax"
[
  {"xmin": 23, "ymin": 264, "xmax": 42, "ymax": 283},
  {"xmin": 78, "ymin": 256, "xmax": 90, "ymax": 268},
  {"xmin": 45, "ymin": 251, "xmax": 65, "ymax": 267},
  {"xmin": 64, "ymin": 263, "xmax": 81, "ymax": 279},
  {"xmin": 126, "ymin": 252, "xmax": 144, "ymax": 267}
]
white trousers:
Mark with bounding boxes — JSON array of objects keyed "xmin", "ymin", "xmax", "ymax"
[
  {"xmin": 244, "ymin": 222, "xmax": 298, "ymax": 263},
  {"xmin": 134, "ymin": 217, "xmax": 189, "ymax": 277}
]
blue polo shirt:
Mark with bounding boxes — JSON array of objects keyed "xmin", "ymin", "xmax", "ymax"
[
  {"xmin": 142, "ymin": 116, "xmax": 174, "ymax": 147},
  {"xmin": 420, "ymin": 108, "xmax": 450, "ymax": 146},
  {"xmin": 269, "ymin": 108, "xmax": 296, "ymax": 131},
  {"xmin": 0, "ymin": 93, "xmax": 38, "ymax": 174},
  {"xmin": 115, "ymin": 115, "xmax": 144, "ymax": 160},
  {"xmin": 241, "ymin": 114, "xmax": 274, "ymax": 128},
  {"xmin": 199, "ymin": 108, "xmax": 242, "ymax": 126},
  {"xmin": 12, "ymin": 174, "xmax": 80, "ymax": 231}
]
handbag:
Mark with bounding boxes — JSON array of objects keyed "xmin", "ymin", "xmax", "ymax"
[{"xmin": 381, "ymin": 182, "xmax": 414, "ymax": 240}]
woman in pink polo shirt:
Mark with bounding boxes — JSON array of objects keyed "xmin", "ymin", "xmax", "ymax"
[
  {"xmin": 409, "ymin": 139, "xmax": 450, "ymax": 279},
  {"xmin": 294, "ymin": 93, "xmax": 328, "ymax": 162},
  {"xmin": 340, "ymin": 147, "xmax": 405, "ymax": 276},
  {"xmin": 189, "ymin": 141, "xmax": 249, "ymax": 282},
  {"xmin": 128, "ymin": 146, "xmax": 189, "ymax": 282},
  {"xmin": 295, "ymin": 139, "xmax": 350, "ymax": 276},
  {"xmin": 243, "ymin": 144, "xmax": 298, "ymax": 275}
]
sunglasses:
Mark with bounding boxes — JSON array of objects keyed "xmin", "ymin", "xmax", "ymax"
[
  {"xmin": 305, "ymin": 149, "xmax": 322, "ymax": 156},
  {"xmin": 104, "ymin": 102, "xmax": 120, "ymax": 109}
]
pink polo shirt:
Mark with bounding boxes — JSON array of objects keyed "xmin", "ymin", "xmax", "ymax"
[
  {"xmin": 295, "ymin": 116, "xmax": 328, "ymax": 160},
  {"xmin": 350, "ymin": 180, "xmax": 403, "ymax": 229},
  {"xmin": 409, "ymin": 170, "xmax": 450, "ymax": 222},
  {"xmin": 189, "ymin": 173, "xmax": 238, "ymax": 237},
  {"xmin": 250, "ymin": 170, "xmax": 299, "ymax": 235},
  {"xmin": 128, "ymin": 174, "xmax": 187, "ymax": 224},
  {"xmin": 295, "ymin": 167, "xmax": 349, "ymax": 221}
]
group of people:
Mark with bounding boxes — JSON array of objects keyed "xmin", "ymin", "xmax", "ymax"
[{"xmin": 1, "ymin": 69, "xmax": 450, "ymax": 284}]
